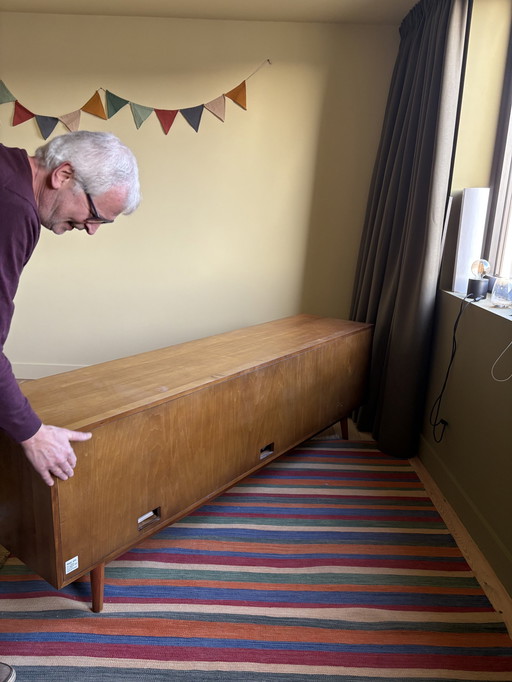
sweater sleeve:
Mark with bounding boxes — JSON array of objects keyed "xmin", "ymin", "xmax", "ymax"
[{"xmin": 0, "ymin": 187, "xmax": 42, "ymax": 442}]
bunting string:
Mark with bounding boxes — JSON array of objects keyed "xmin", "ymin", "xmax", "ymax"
[{"xmin": 0, "ymin": 59, "xmax": 271, "ymax": 140}]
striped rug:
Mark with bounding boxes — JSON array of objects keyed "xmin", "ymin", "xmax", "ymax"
[{"xmin": 1, "ymin": 438, "xmax": 512, "ymax": 681}]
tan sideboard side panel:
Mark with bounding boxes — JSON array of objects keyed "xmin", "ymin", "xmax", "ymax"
[{"xmin": 0, "ymin": 434, "xmax": 59, "ymax": 586}]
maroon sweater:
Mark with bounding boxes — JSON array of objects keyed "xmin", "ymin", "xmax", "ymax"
[{"xmin": 0, "ymin": 144, "xmax": 42, "ymax": 441}]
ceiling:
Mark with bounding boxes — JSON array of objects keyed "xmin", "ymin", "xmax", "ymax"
[{"xmin": 0, "ymin": 0, "xmax": 417, "ymax": 25}]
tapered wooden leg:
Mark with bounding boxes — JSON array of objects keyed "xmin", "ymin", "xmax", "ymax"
[
  {"xmin": 340, "ymin": 416, "xmax": 349, "ymax": 440},
  {"xmin": 90, "ymin": 563, "xmax": 105, "ymax": 613}
]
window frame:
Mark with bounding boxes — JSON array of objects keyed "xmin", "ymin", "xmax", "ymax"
[{"xmin": 483, "ymin": 22, "xmax": 512, "ymax": 278}]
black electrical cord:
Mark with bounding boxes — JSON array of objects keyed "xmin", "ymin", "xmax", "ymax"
[{"xmin": 429, "ymin": 295, "xmax": 481, "ymax": 443}]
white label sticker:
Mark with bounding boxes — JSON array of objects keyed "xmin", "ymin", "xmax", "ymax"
[{"xmin": 65, "ymin": 555, "xmax": 79, "ymax": 574}]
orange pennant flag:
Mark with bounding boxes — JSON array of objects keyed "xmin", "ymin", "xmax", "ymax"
[
  {"xmin": 13, "ymin": 101, "xmax": 35, "ymax": 126},
  {"xmin": 225, "ymin": 81, "xmax": 247, "ymax": 110},
  {"xmin": 81, "ymin": 91, "xmax": 107, "ymax": 119}
]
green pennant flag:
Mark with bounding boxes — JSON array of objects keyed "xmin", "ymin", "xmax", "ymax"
[
  {"xmin": 0, "ymin": 80, "xmax": 15, "ymax": 104},
  {"xmin": 130, "ymin": 102, "xmax": 153, "ymax": 129},
  {"xmin": 36, "ymin": 115, "xmax": 59, "ymax": 140},
  {"xmin": 105, "ymin": 90, "xmax": 129, "ymax": 118}
]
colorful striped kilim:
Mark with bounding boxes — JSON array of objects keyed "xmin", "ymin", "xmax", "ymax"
[{"xmin": 1, "ymin": 438, "xmax": 512, "ymax": 680}]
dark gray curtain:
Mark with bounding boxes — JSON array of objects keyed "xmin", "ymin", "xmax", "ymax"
[{"xmin": 350, "ymin": 0, "xmax": 472, "ymax": 457}]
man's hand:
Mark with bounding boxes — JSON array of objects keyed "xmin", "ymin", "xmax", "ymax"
[{"xmin": 21, "ymin": 424, "xmax": 92, "ymax": 486}]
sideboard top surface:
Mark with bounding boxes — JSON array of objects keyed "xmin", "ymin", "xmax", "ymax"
[{"xmin": 21, "ymin": 314, "xmax": 371, "ymax": 431}]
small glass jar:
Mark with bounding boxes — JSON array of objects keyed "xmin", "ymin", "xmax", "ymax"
[{"xmin": 491, "ymin": 277, "xmax": 512, "ymax": 308}]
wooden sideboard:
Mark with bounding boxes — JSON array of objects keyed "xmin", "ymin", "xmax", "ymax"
[{"xmin": 0, "ymin": 315, "xmax": 372, "ymax": 612}]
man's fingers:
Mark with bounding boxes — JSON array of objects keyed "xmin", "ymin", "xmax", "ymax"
[
  {"xmin": 48, "ymin": 431, "xmax": 84, "ymax": 480},
  {"xmin": 52, "ymin": 466, "xmax": 73, "ymax": 481},
  {"xmin": 21, "ymin": 424, "xmax": 91, "ymax": 487},
  {"xmin": 39, "ymin": 470, "xmax": 55, "ymax": 487},
  {"xmin": 67, "ymin": 430, "xmax": 92, "ymax": 442}
]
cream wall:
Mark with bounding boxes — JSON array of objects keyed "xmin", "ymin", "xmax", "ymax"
[{"xmin": 0, "ymin": 12, "xmax": 397, "ymax": 377}]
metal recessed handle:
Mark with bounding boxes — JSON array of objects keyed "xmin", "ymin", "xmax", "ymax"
[
  {"xmin": 137, "ymin": 507, "xmax": 161, "ymax": 530},
  {"xmin": 259, "ymin": 443, "xmax": 274, "ymax": 460}
]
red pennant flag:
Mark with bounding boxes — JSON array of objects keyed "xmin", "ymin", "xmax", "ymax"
[
  {"xmin": 13, "ymin": 101, "xmax": 35, "ymax": 126},
  {"xmin": 225, "ymin": 81, "xmax": 247, "ymax": 110},
  {"xmin": 155, "ymin": 109, "xmax": 178, "ymax": 135}
]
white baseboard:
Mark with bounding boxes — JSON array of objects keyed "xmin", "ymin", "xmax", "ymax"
[
  {"xmin": 12, "ymin": 362, "xmax": 85, "ymax": 380},
  {"xmin": 414, "ymin": 435, "xmax": 512, "ymax": 636}
]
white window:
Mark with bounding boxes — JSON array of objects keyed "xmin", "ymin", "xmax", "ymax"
[
  {"xmin": 498, "ymin": 199, "xmax": 512, "ymax": 277},
  {"xmin": 485, "ymin": 41, "xmax": 512, "ymax": 279}
]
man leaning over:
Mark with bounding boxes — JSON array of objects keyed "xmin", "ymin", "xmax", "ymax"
[{"xmin": 0, "ymin": 130, "xmax": 140, "ymax": 682}]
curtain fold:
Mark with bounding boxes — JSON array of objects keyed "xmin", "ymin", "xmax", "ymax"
[{"xmin": 350, "ymin": 0, "xmax": 472, "ymax": 457}]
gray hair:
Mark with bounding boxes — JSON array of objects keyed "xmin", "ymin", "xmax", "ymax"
[{"xmin": 35, "ymin": 131, "xmax": 141, "ymax": 214}]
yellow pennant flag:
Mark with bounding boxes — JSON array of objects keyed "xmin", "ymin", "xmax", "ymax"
[
  {"xmin": 81, "ymin": 91, "xmax": 107, "ymax": 119},
  {"xmin": 225, "ymin": 81, "xmax": 247, "ymax": 110}
]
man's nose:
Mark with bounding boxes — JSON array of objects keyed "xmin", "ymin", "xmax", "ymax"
[{"xmin": 86, "ymin": 223, "xmax": 101, "ymax": 236}]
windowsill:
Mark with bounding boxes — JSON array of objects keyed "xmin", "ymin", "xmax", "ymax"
[{"xmin": 446, "ymin": 291, "xmax": 512, "ymax": 321}]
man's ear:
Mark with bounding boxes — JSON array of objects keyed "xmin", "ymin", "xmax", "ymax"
[{"xmin": 49, "ymin": 162, "xmax": 74, "ymax": 189}]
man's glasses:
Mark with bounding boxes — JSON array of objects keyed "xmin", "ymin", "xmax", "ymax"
[{"xmin": 85, "ymin": 192, "xmax": 114, "ymax": 225}]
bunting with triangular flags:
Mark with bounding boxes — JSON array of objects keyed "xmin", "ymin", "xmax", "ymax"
[
  {"xmin": 59, "ymin": 110, "xmax": 81, "ymax": 132},
  {"xmin": 155, "ymin": 109, "xmax": 178, "ymax": 135},
  {"xmin": 204, "ymin": 95, "xmax": 226, "ymax": 122},
  {"xmin": 0, "ymin": 59, "xmax": 271, "ymax": 138},
  {"xmin": 81, "ymin": 91, "xmax": 107, "ymax": 119},
  {"xmin": 181, "ymin": 105, "xmax": 204, "ymax": 132},
  {"xmin": 106, "ymin": 91, "xmax": 129, "ymax": 119},
  {"xmin": 13, "ymin": 101, "xmax": 34, "ymax": 126},
  {"xmin": 0, "ymin": 80, "xmax": 15, "ymax": 104},
  {"xmin": 130, "ymin": 102, "xmax": 153, "ymax": 129},
  {"xmin": 225, "ymin": 81, "xmax": 247, "ymax": 110},
  {"xmin": 36, "ymin": 115, "xmax": 59, "ymax": 140}
]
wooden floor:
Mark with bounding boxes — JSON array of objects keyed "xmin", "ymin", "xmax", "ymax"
[{"xmin": 410, "ymin": 455, "xmax": 512, "ymax": 636}]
